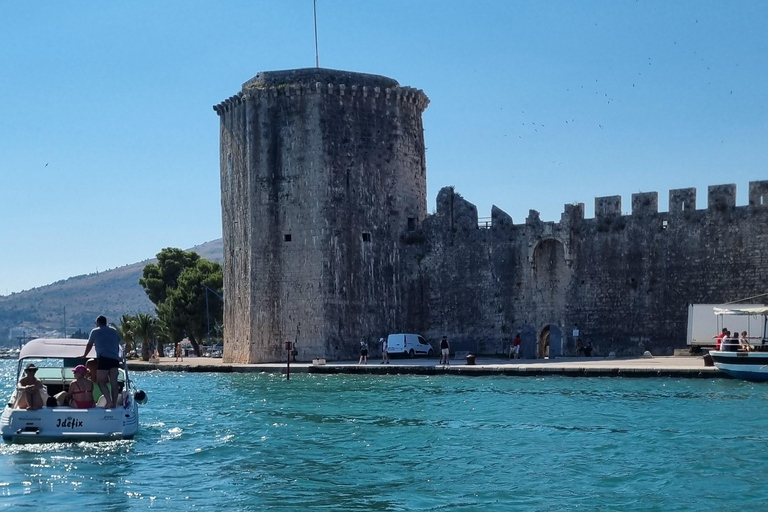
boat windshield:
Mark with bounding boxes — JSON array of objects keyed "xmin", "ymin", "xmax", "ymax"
[{"xmin": 16, "ymin": 357, "xmax": 127, "ymax": 384}]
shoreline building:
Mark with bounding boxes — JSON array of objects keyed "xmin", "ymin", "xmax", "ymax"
[{"xmin": 216, "ymin": 68, "xmax": 768, "ymax": 363}]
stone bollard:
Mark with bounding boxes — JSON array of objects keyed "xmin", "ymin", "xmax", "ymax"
[
  {"xmin": 466, "ymin": 354, "xmax": 476, "ymax": 365},
  {"xmin": 703, "ymin": 354, "xmax": 714, "ymax": 367}
]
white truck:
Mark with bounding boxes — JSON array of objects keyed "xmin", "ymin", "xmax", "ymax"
[{"xmin": 686, "ymin": 304, "xmax": 765, "ymax": 346}]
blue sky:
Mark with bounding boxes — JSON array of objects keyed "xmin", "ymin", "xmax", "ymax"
[{"xmin": 1, "ymin": 1, "xmax": 766, "ymax": 295}]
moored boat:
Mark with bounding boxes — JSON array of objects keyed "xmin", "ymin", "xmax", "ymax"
[
  {"xmin": 1, "ymin": 338, "xmax": 147, "ymax": 442},
  {"xmin": 709, "ymin": 305, "xmax": 768, "ymax": 382}
]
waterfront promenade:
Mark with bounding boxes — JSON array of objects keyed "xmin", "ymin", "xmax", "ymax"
[{"xmin": 128, "ymin": 354, "xmax": 722, "ymax": 378}]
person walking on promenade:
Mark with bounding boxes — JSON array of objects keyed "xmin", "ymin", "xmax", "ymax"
[
  {"xmin": 439, "ymin": 336, "xmax": 450, "ymax": 365},
  {"xmin": 380, "ymin": 337, "xmax": 389, "ymax": 364},
  {"xmin": 82, "ymin": 315, "xmax": 121, "ymax": 409},
  {"xmin": 359, "ymin": 339, "xmax": 369, "ymax": 364},
  {"xmin": 510, "ymin": 333, "xmax": 522, "ymax": 359},
  {"xmin": 175, "ymin": 342, "xmax": 183, "ymax": 362}
]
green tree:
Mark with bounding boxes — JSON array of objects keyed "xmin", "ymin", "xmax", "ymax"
[
  {"xmin": 139, "ymin": 248, "xmax": 200, "ymax": 305},
  {"xmin": 110, "ymin": 314, "xmax": 137, "ymax": 356},
  {"xmin": 139, "ymin": 248, "xmax": 222, "ymax": 356},
  {"xmin": 134, "ymin": 313, "xmax": 157, "ymax": 361}
]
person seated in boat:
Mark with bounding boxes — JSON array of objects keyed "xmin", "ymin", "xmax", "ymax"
[
  {"xmin": 723, "ymin": 330, "xmax": 739, "ymax": 352},
  {"xmin": 86, "ymin": 358, "xmax": 98, "ymax": 381},
  {"xmin": 715, "ymin": 328, "xmax": 728, "ymax": 350},
  {"xmin": 15, "ymin": 363, "xmax": 44, "ymax": 410},
  {"xmin": 64, "ymin": 365, "xmax": 95, "ymax": 408},
  {"xmin": 739, "ymin": 331, "xmax": 752, "ymax": 351}
]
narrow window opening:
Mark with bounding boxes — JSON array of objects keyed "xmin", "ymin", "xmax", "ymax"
[
  {"xmin": 284, "ymin": 234, "xmax": 292, "ymax": 242},
  {"xmin": 362, "ymin": 232, "xmax": 371, "ymax": 243},
  {"xmin": 407, "ymin": 217, "xmax": 416, "ymax": 231},
  {"xmin": 761, "ymin": 195, "xmax": 765, "ymax": 206}
]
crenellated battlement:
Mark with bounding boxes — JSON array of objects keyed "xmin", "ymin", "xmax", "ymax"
[
  {"xmin": 595, "ymin": 196, "xmax": 622, "ymax": 218},
  {"xmin": 631, "ymin": 192, "xmax": 658, "ymax": 216},
  {"xmin": 463, "ymin": 181, "xmax": 768, "ymax": 232},
  {"xmin": 669, "ymin": 188, "xmax": 696, "ymax": 213},
  {"xmin": 213, "ymin": 68, "xmax": 429, "ymax": 115}
]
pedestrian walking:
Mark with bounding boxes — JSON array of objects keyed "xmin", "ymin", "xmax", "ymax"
[
  {"xmin": 358, "ymin": 339, "xmax": 369, "ymax": 364},
  {"xmin": 380, "ymin": 337, "xmax": 389, "ymax": 364},
  {"xmin": 439, "ymin": 336, "xmax": 450, "ymax": 365}
]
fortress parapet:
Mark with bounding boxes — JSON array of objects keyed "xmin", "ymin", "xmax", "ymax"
[
  {"xmin": 749, "ymin": 180, "xmax": 768, "ymax": 207},
  {"xmin": 669, "ymin": 188, "xmax": 696, "ymax": 214},
  {"xmin": 631, "ymin": 192, "xmax": 658, "ymax": 216},
  {"xmin": 595, "ymin": 195, "xmax": 621, "ymax": 217},
  {"xmin": 708, "ymin": 184, "xmax": 736, "ymax": 211},
  {"xmin": 214, "ymin": 68, "xmax": 429, "ymax": 115}
]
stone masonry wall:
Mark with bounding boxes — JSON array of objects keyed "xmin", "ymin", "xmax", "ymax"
[
  {"xmin": 215, "ymin": 69, "xmax": 429, "ymax": 363},
  {"xmin": 404, "ymin": 182, "xmax": 768, "ymax": 357},
  {"xmin": 217, "ymin": 68, "xmax": 768, "ymax": 362}
]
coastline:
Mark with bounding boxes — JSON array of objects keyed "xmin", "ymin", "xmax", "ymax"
[{"xmin": 127, "ymin": 355, "xmax": 723, "ymax": 378}]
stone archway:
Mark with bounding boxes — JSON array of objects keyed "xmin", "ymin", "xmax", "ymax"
[
  {"xmin": 538, "ymin": 324, "xmax": 563, "ymax": 359},
  {"xmin": 538, "ymin": 325, "xmax": 550, "ymax": 359}
]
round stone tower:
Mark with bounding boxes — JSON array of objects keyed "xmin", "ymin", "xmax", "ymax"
[{"xmin": 214, "ymin": 68, "xmax": 430, "ymax": 363}]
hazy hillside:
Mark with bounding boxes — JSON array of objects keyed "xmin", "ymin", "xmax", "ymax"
[{"xmin": 0, "ymin": 239, "xmax": 223, "ymax": 345}]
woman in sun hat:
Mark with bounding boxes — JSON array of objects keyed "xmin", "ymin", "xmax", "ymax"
[
  {"xmin": 16, "ymin": 363, "xmax": 44, "ymax": 410},
  {"xmin": 64, "ymin": 364, "xmax": 95, "ymax": 408}
]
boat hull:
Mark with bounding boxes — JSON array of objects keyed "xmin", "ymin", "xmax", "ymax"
[
  {"xmin": 1, "ymin": 402, "xmax": 138, "ymax": 443},
  {"xmin": 710, "ymin": 351, "xmax": 768, "ymax": 382}
]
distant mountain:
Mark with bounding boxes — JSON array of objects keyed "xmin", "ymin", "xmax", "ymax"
[{"xmin": 0, "ymin": 239, "xmax": 223, "ymax": 345}]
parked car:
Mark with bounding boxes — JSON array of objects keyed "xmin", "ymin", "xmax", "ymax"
[{"xmin": 386, "ymin": 333, "xmax": 434, "ymax": 358}]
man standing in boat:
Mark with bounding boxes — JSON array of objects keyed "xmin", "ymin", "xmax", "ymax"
[{"xmin": 81, "ymin": 315, "xmax": 121, "ymax": 409}]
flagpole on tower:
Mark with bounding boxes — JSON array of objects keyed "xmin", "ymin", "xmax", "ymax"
[{"xmin": 314, "ymin": 0, "xmax": 320, "ymax": 68}]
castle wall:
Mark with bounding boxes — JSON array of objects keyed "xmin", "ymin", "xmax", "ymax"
[
  {"xmin": 411, "ymin": 182, "xmax": 768, "ymax": 356},
  {"xmin": 217, "ymin": 68, "xmax": 768, "ymax": 362},
  {"xmin": 215, "ymin": 69, "xmax": 429, "ymax": 363}
]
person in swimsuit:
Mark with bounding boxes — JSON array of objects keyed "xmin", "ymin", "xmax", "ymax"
[
  {"xmin": 16, "ymin": 363, "xmax": 44, "ymax": 410},
  {"xmin": 358, "ymin": 339, "xmax": 369, "ymax": 365},
  {"xmin": 65, "ymin": 365, "xmax": 95, "ymax": 408}
]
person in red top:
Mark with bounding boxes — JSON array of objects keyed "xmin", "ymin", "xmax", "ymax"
[
  {"xmin": 510, "ymin": 333, "xmax": 522, "ymax": 359},
  {"xmin": 715, "ymin": 328, "xmax": 727, "ymax": 350}
]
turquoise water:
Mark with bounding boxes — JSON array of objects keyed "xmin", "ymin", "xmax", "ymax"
[{"xmin": 1, "ymin": 359, "xmax": 767, "ymax": 511}]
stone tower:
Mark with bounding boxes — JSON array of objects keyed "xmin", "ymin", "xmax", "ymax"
[{"xmin": 214, "ymin": 69, "xmax": 429, "ymax": 363}]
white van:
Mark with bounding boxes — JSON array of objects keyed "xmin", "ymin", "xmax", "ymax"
[{"xmin": 386, "ymin": 334, "xmax": 434, "ymax": 358}]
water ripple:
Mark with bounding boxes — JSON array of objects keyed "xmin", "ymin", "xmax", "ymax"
[{"xmin": 1, "ymin": 361, "xmax": 768, "ymax": 510}]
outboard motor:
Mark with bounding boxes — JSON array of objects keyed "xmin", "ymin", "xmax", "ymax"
[{"xmin": 134, "ymin": 390, "xmax": 148, "ymax": 405}]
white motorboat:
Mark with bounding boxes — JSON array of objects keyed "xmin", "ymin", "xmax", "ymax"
[
  {"xmin": 1, "ymin": 338, "xmax": 147, "ymax": 442},
  {"xmin": 709, "ymin": 305, "xmax": 768, "ymax": 382}
]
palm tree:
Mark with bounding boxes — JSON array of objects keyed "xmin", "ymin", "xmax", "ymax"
[
  {"xmin": 134, "ymin": 313, "xmax": 157, "ymax": 361},
  {"xmin": 154, "ymin": 318, "xmax": 174, "ymax": 358},
  {"xmin": 111, "ymin": 314, "xmax": 136, "ymax": 358}
]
